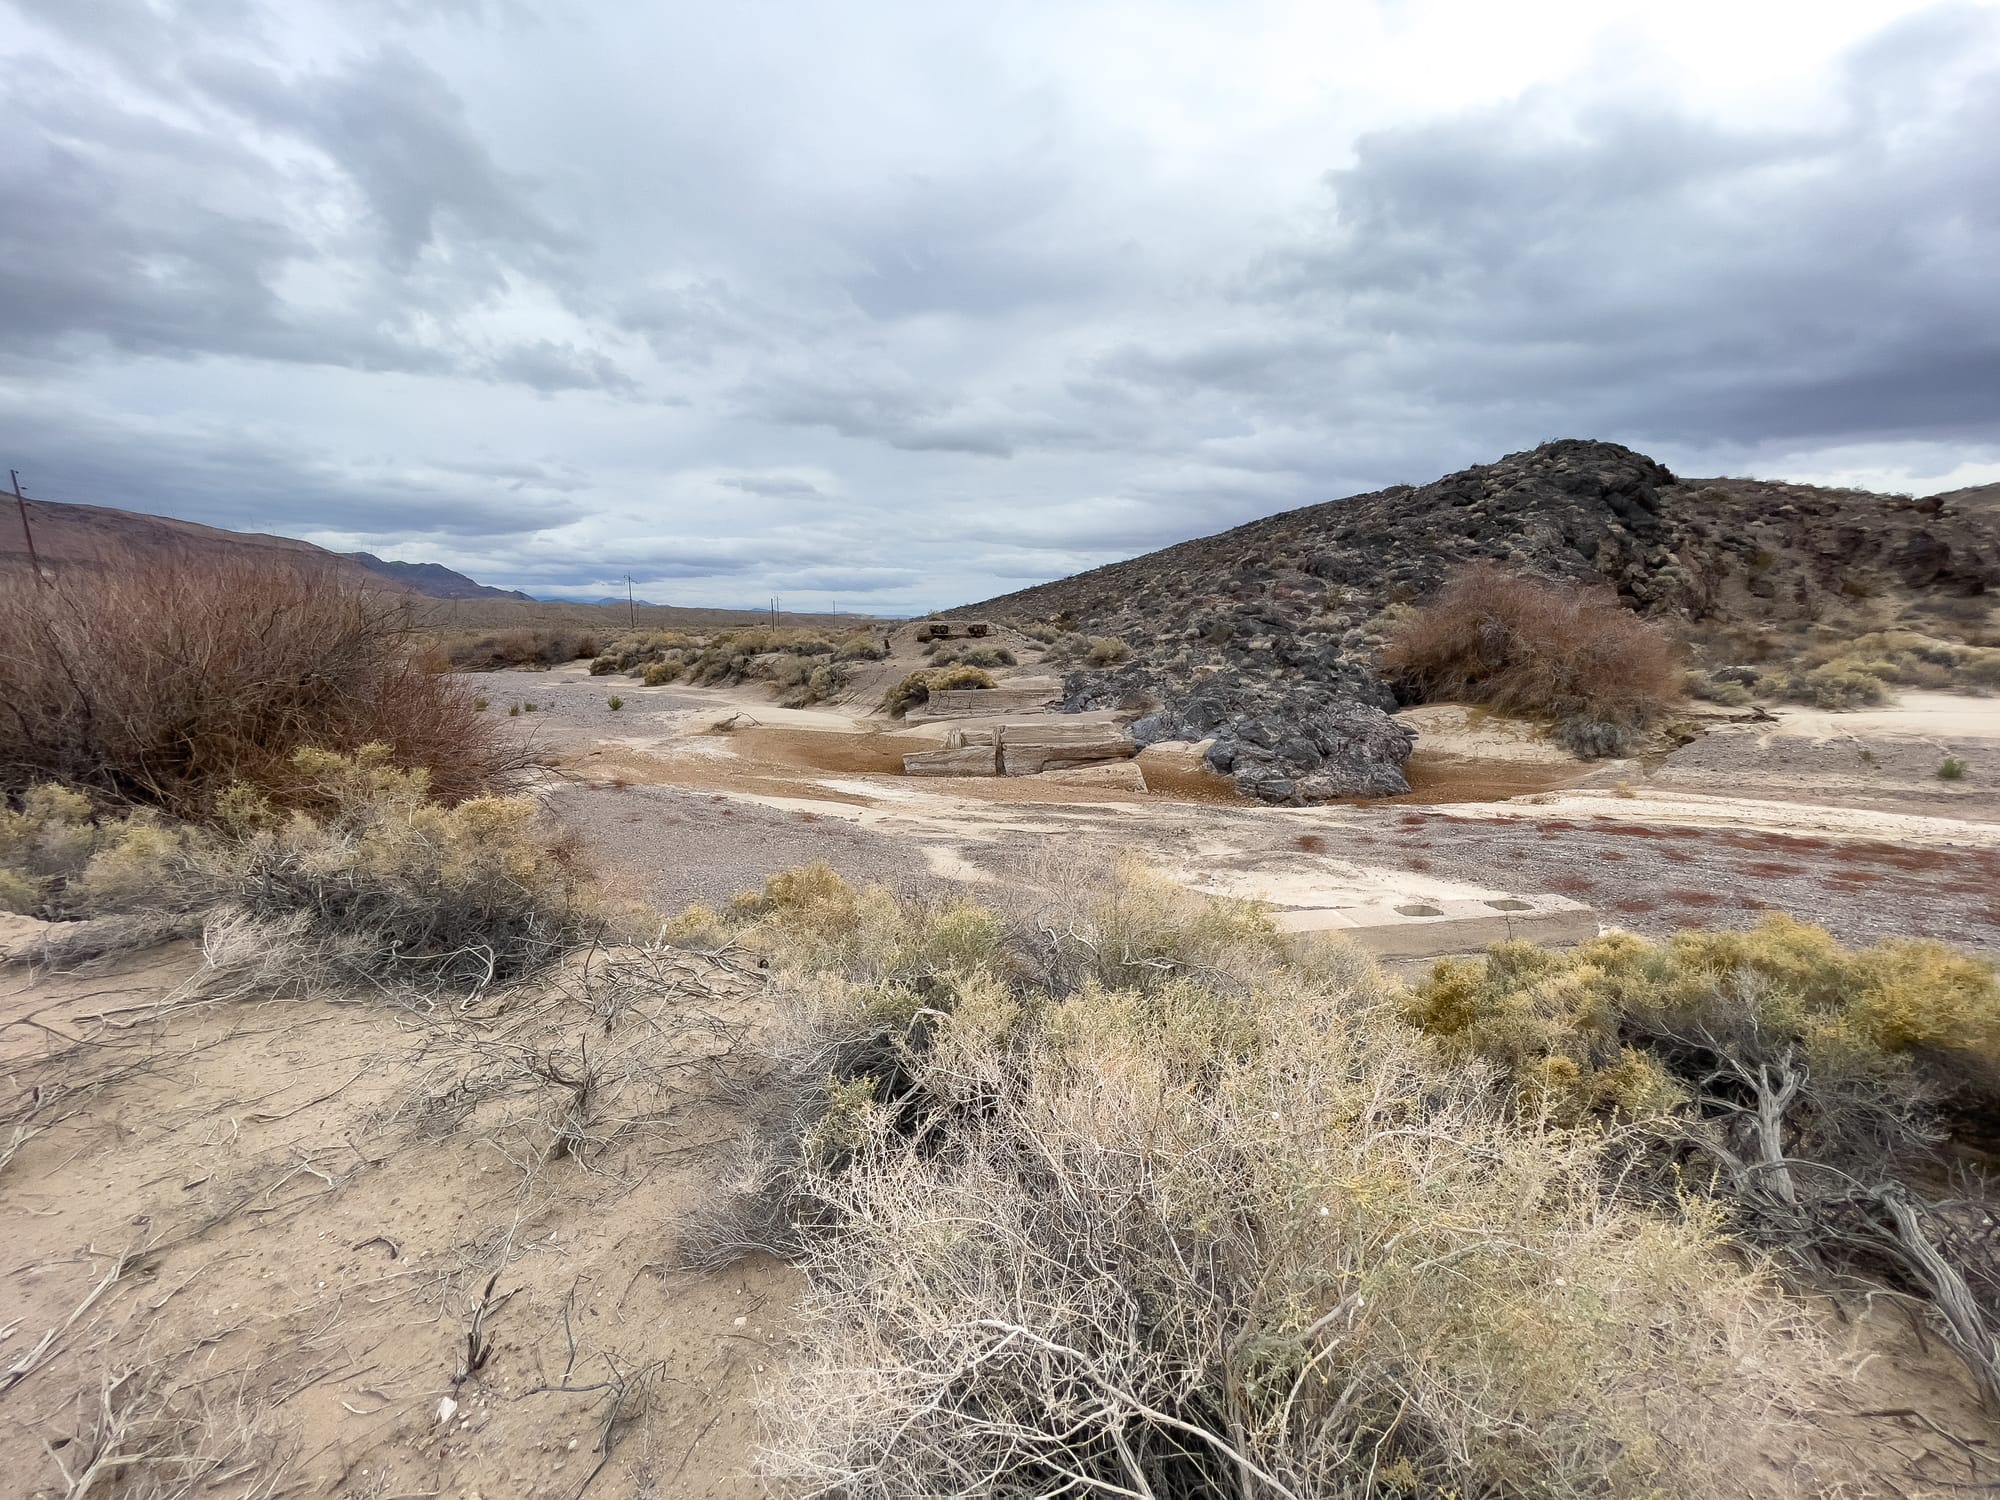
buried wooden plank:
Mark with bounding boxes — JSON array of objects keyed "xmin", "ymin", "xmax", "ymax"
[{"xmin": 903, "ymin": 743, "xmax": 1003, "ymax": 776}]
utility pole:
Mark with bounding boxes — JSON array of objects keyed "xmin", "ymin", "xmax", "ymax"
[
  {"xmin": 626, "ymin": 574, "xmax": 635, "ymax": 629},
  {"xmin": 11, "ymin": 470, "xmax": 44, "ymax": 585}
]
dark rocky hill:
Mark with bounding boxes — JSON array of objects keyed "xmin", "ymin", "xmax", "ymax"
[
  {"xmin": 344, "ymin": 552, "xmax": 531, "ymax": 600},
  {"xmin": 959, "ymin": 439, "xmax": 2000, "ymax": 803}
]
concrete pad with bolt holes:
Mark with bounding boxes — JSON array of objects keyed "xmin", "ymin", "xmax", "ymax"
[{"xmin": 1274, "ymin": 894, "xmax": 1599, "ymax": 959}]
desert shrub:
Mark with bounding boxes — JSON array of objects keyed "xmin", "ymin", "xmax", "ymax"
[
  {"xmin": 880, "ymin": 666, "xmax": 995, "ymax": 718},
  {"xmin": 726, "ymin": 864, "xmax": 1004, "ymax": 986},
  {"xmin": 694, "ymin": 873, "xmax": 1834, "ymax": 1497},
  {"xmin": 1773, "ymin": 631, "xmax": 2000, "ymax": 701},
  {"xmin": 184, "ymin": 749, "xmax": 608, "ymax": 995},
  {"xmin": 641, "ymin": 660, "xmax": 680, "ymax": 687},
  {"xmin": 1085, "ymin": 634, "xmax": 1129, "ymax": 666},
  {"xmin": 2, "ymin": 747, "xmax": 614, "ymax": 995},
  {"xmin": 1382, "ymin": 564, "xmax": 1681, "ymax": 756},
  {"xmin": 834, "ymin": 631, "xmax": 888, "ymax": 662},
  {"xmin": 608, "ymin": 695, "xmax": 624, "ymax": 711},
  {"xmin": 1964, "ymin": 648, "xmax": 2000, "ymax": 690},
  {"xmin": 765, "ymin": 653, "xmax": 813, "ymax": 689},
  {"xmin": 587, "ymin": 630, "xmax": 700, "ymax": 677},
  {"xmin": 1041, "ymin": 631, "xmax": 1092, "ymax": 664},
  {"xmin": 0, "ymin": 558, "xmax": 520, "ymax": 817},
  {"xmin": 1940, "ymin": 756, "xmax": 1970, "ymax": 781},
  {"xmin": 0, "ymin": 785, "xmax": 191, "ymax": 918},
  {"xmin": 780, "ymin": 663, "xmax": 848, "ymax": 709},
  {"xmin": 1407, "ymin": 919, "xmax": 2000, "ymax": 1402},
  {"xmin": 1775, "ymin": 663, "xmax": 1889, "ymax": 709},
  {"xmin": 1684, "ymin": 670, "xmax": 1751, "ymax": 707},
  {"xmin": 929, "ymin": 642, "xmax": 1017, "ymax": 669},
  {"xmin": 1020, "ymin": 622, "xmax": 1060, "ymax": 644},
  {"xmin": 442, "ymin": 626, "xmax": 596, "ymax": 670}
]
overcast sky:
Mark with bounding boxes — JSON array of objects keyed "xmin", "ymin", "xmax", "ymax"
[{"xmin": 3, "ymin": 0, "xmax": 1997, "ymax": 610}]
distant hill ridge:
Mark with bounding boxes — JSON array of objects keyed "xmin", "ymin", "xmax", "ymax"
[
  {"xmin": 2, "ymin": 493, "xmax": 525, "ymax": 601},
  {"xmin": 343, "ymin": 552, "xmax": 531, "ymax": 601}
]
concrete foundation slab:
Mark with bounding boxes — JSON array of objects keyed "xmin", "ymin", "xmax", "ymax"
[
  {"xmin": 916, "ymin": 679, "xmax": 1062, "ymax": 718},
  {"xmin": 1274, "ymin": 894, "xmax": 1598, "ymax": 959}
]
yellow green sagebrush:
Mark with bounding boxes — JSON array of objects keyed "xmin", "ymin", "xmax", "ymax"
[
  {"xmin": 1771, "ymin": 629, "xmax": 2000, "ymax": 706},
  {"xmin": 2, "ymin": 747, "xmax": 617, "ymax": 992},
  {"xmin": 1404, "ymin": 916, "xmax": 2000, "ymax": 1121},
  {"xmin": 692, "ymin": 866, "xmax": 1834, "ymax": 1498},
  {"xmin": 1404, "ymin": 917, "xmax": 2000, "ymax": 1406}
]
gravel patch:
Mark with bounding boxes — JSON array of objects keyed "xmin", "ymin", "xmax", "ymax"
[
  {"xmin": 464, "ymin": 668, "xmax": 702, "ymax": 749},
  {"xmin": 551, "ymin": 781, "xmax": 951, "ymax": 914}
]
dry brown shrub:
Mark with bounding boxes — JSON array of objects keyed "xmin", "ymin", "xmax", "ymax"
[
  {"xmin": 0, "ymin": 556, "xmax": 524, "ymax": 815},
  {"xmin": 1383, "ymin": 564, "xmax": 1682, "ymax": 754}
]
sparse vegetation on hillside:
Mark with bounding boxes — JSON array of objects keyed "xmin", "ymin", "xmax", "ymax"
[
  {"xmin": 1765, "ymin": 630, "xmax": 2000, "ymax": 707},
  {"xmin": 1384, "ymin": 563, "xmax": 1683, "ymax": 755},
  {"xmin": 927, "ymin": 642, "xmax": 1016, "ymax": 669},
  {"xmin": 1, "ymin": 558, "xmax": 521, "ymax": 816}
]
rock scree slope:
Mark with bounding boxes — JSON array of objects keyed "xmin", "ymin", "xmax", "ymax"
[{"xmin": 960, "ymin": 439, "xmax": 2000, "ymax": 804}]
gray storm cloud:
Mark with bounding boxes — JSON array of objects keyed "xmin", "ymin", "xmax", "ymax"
[{"xmin": 1, "ymin": 0, "xmax": 1996, "ymax": 610}]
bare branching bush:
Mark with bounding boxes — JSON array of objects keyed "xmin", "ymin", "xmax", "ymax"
[
  {"xmin": 1407, "ymin": 919, "xmax": 2000, "ymax": 1402},
  {"xmin": 1382, "ymin": 563, "xmax": 1682, "ymax": 755},
  {"xmin": 36, "ymin": 1363, "xmax": 297, "ymax": 1500},
  {"xmin": 393, "ymin": 946, "xmax": 748, "ymax": 1176},
  {"xmin": 0, "ymin": 556, "xmax": 521, "ymax": 816},
  {"xmin": 685, "ymin": 867, "xmax": 1837, "ymax": 1495}
]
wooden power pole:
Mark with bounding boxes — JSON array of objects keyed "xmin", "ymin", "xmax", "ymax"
[{"xmin": 11, "ymin": 470, "xmax": 44, "ymax": 585}]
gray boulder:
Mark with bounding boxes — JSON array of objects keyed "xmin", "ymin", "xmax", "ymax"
[{"xmin": 1077, "ymin": 667, "xmax": 1415, "ymax": 805}]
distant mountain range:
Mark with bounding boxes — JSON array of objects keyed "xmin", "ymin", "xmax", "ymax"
[
  {"xmin": 2, "ymin": 494, "xmax": 527, "ymax": 600},
  {"xmin": 527, "ymin": 592, "xmax": 664, "ymax": 607},
  {"xmin": 345, "ymin": 552, "xmax": 531, "ymax": 600}
]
